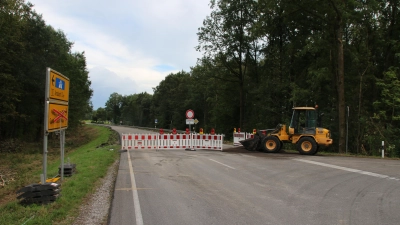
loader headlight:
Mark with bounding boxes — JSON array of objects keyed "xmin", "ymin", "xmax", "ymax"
[{"xmin": 326, "ymin": 132, "xmax": 330, "ymax": 138}]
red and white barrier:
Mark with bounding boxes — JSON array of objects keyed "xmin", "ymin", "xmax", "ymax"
[
  {"xmin": 233, "ymin": 132, "xmax": 255, "ymax": 146},
  {"xmin": 192, "ymin": 134, "xmax": 223, "ymax": 150},
  {"xmin": 121, "ymin": 133, "xmax": 224, "ymax": 151},
  {"xmin": 233, "ymin": 132, "xmax": 246, "ymax": 146},
  {"xmin": 121, "ymin": 134, "xmax": 158, "ymax": 150},
  {"xmin": 158, "ymin": 134, "xmax": 192, "ymax": 149},
  {"xmin": 246, "ymin": 133, "xmax": 254, "ymax": 139}
]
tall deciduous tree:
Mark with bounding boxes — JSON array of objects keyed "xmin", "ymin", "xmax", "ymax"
[
  {"xmin": 197, "ymin": 0, "xmax": 259, "ymax": 129},
  {"xmin": 0, "ymin": 0, "xmax": 29, "ymax": 138},
  {"xmin": 255, "ymin": 0, "xmax": 351, "ymax": 152},
  {"xmin": 0, "ymin": 0, "xmax": 92, "ymax": 141},
  {"xmin": 152, "ymin": 71, "xmax": 192, "ymax": 130},
  {"xmin": 105, "ymin": 92, "xmax": 123, "ymax": 124}
]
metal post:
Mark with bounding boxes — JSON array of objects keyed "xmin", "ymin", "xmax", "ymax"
[
  {"xmin": 190, "ymin": 132, "xmax": 194, "ymax": 151},
  {"xmin": 42, "ymin": 68, "xmax": 50, "ymax": 184},
  {"xmin": 382, "ymin": 141, "xmax": 385, "ymax": 158},
  {"xmin": 346, "ymin": 106, "xmax": 349, "ymax": 154},
  {"xmin": 42, "ymin": 132, "xmax": 48, "ymax": 184},
  {"xmin": 60, "ymin": 129, "xmax": 65, "ymax": 181},
  {"xmin": 42, "ymin": 99, "xmax": 49, "ymax": 184}
]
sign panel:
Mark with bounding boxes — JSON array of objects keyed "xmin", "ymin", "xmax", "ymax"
[
  {"xmin": 186, "ymin": 109, "xmax": 194, "ymax": 119},
  {"xmin": 194, "ymin": 119, "xmax": 199, "ymax": 124},
  {"xmin": 186, "ymin": 119, "xmax": 194, "ymax": 125},
  {"xmin": 46, "ymin": 103, "xmax": 68, "ymax": 132},
  {"xmin": 48, "ymin": 69, "xmax": 70, "ymax": 102}
]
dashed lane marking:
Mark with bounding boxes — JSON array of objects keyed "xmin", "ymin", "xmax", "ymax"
[{"xmin": 209, "ymin": 159, "xmax": 236, "ymax": 170}]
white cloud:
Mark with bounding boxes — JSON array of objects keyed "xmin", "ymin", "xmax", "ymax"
[
  {"xmin": 29, "ymin": 0, "xmax": 212, "ymax": 109},
  {"xmin": 89, "ymin": 67, "xmax": 138, "ymax": 108}
]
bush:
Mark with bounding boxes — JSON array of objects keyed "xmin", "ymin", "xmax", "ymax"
[{"xmin": 0, "ymin": 139, "xmax": 22, "ymax": 153}]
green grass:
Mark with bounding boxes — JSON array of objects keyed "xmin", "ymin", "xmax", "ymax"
[{"xmin": 0, "ymin": 125, "xmax": 120, "ymax": 225}]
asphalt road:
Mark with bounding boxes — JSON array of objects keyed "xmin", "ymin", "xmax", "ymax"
[{"xmin": 108, "ymin": 126, "xmax": 400, "ymax": 225}]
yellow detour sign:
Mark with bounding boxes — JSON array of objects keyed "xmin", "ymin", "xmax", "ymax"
[
  {"xmin": 45, "ymin": 68, "xmax": 69, "ymax": 132},
  {"xmin": 48, "ymin": 69, "xmax": 69, "ymax": 102},
  {"xmin": 47, "ymin": 103, "xmax": 68, "ymax": 132}
]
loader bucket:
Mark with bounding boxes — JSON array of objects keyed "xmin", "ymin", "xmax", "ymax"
[
  {"xmin": 239, "ymin": 131, "xmax": 264, "ymax": 151},
  {"xmin": 240, "ymin": 138, "xmax": 259, "ymax": 151}
]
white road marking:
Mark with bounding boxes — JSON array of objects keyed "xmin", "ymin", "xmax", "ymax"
[
  {"xmin": 209, "ymin": 159, "xmax": 236, "ymax": 169},
  {"xmin": 293, "ymin": 158, "xmax": 400, "ymax": 181},
  {"xmin": 127, "ymin": 150, "xmax": 144, "ymax": 225}
]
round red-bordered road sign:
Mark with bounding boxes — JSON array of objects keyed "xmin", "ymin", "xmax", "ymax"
[{"xmin": 186, "ymin": 109, "xmax": 194, "ymax": 119}]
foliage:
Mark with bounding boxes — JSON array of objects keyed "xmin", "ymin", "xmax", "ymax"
[
  {"xmin": 0, "ymin": 0, "xmax": 92, "ymax": 141},
  {"xmin": 105, "ymin": 92, "xmax": 123, "ymax": 124},
  {"xmin": 373, "ymin": 67, "xmax": 400, "ymax": 122},
  {"xmin": 152, "ymin": 71, "xmax": 192, "ymax": 130},
  {"xmin": 4, "ymin": 0, "xmax": 400, "ymax": 157},
  {"xmin": 196, "ymin": 0, "xmax": 260, "ymax": 129},
  {"xmin": 94, "ymin": 0, "xmax": 400, "ymax": 157}
]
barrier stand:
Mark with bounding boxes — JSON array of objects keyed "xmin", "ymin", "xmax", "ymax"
[{"xmin": 185, "ymin": 133, "xmax": 196, "ymax": 151}]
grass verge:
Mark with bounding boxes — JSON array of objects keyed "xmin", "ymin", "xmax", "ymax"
[{"xmin": 0, "ymin": 125, "xmax": 120, "ymax": 225}]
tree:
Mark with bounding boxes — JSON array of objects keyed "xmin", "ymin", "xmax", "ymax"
[
  {"xmin": 95, "ymin": 107, "xmax": 107, "ymax": 122},
  {"xmin": 119, "ymin": 92, "xmax": 153, "ymax": 127},
  {"xmin": 0, "ymin": 0, "xmax": 30, "ymax": 139},
  {"xmin": 152, "ymin": 71, "xmax": 192, "ymax": 130},
  {"xmin": 374, "ymin": 67, "xmax": 400, "ymax": 122},
  {"xmin": 105, "ymin": 93, "xmax": 123, "ymax": 124},
  {"xmin": 197, "ymin": 0, "xmax": 259, "ymax": 129},
  {"xmin": 0, "ymin": 0, "xmax": 92, "ymax": 141}
]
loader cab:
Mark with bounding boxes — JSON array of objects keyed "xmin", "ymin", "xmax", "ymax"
[{"xmin": 289, "ymin": 107, "xmax": 318, "ymax": 135}]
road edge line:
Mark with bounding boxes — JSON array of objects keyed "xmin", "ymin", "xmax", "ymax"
[{"xmin": 127, "ymin": 150, "xmax": 144, "ymax": 225}]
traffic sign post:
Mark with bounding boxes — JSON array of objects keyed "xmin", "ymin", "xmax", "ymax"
[
  {"xmin": 42, "ymin": 68, "xmax": 70, "ymax": 183},
  {"xmin": 185, "ymin": 109, "xmax": 195, "ymax": 134},
  {"xmin": 185, "ymin": 109, "xmax": 195, "ymax": 151}
]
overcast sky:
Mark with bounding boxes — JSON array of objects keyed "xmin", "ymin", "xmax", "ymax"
[{"xmin": 28, "ymin": 0, "xmax": 212, "ymax": 109}]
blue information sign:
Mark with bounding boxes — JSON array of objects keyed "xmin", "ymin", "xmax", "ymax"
[{"xmin": 55, "ymin": 78, "xmax": 65, "ymax": 90}]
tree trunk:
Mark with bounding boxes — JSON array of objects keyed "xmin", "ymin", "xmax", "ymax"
[
  {"xmin": 336, "ymin": 21, "xmax": 346, "ymax": 154},
  {"xmin": 239, "ymin": 81, "xmax": 244, "ymax": 130}
]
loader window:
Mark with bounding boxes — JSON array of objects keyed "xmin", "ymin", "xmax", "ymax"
[
  {"xmin": 299, "ymin": 111, "xmax": 306, "ymax": 128},
  {"xmin": 290, "ymin": 110, "xmax": 306, "ymax": 133},
  {"xmin": 290, "ymin": 109, "xmax": 317, "ymax": 134},
  {"xmin": 306, "ymin": 110, "xmax": 317, "ymax": 128},
  {"xmin": 289, "ymin": 110, "xmax": 299, "ymax": 131}
]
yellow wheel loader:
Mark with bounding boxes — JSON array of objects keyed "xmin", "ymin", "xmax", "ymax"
[{"xmin": 240, "ymin": 107, "xmax": 333, "ymax": 155}]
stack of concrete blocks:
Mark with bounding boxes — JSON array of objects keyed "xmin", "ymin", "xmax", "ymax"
[{"xmin": 17, "ymin": 183, "xmax": 61, "ymax": 205}]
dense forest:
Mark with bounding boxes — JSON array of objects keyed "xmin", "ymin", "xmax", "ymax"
[
  {"xmin": 95, "ymin": 0, "xmax": 400, "ymax": 157},
  {"xmin": 0, "ymin": 0, "xmax": 92, "ymax": 142},
  {"xmin": 2, "ymin": 0, "xmax": 400, "ymax": 157}
]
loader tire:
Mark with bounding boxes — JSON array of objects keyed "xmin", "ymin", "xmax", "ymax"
[
  {"xmin": 297, "ymin": 137, "xmax": 317, "ymax": 155},
  {"xmin": 262, "ymin": 136, "xmax": 281, "ymax": 153}
]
